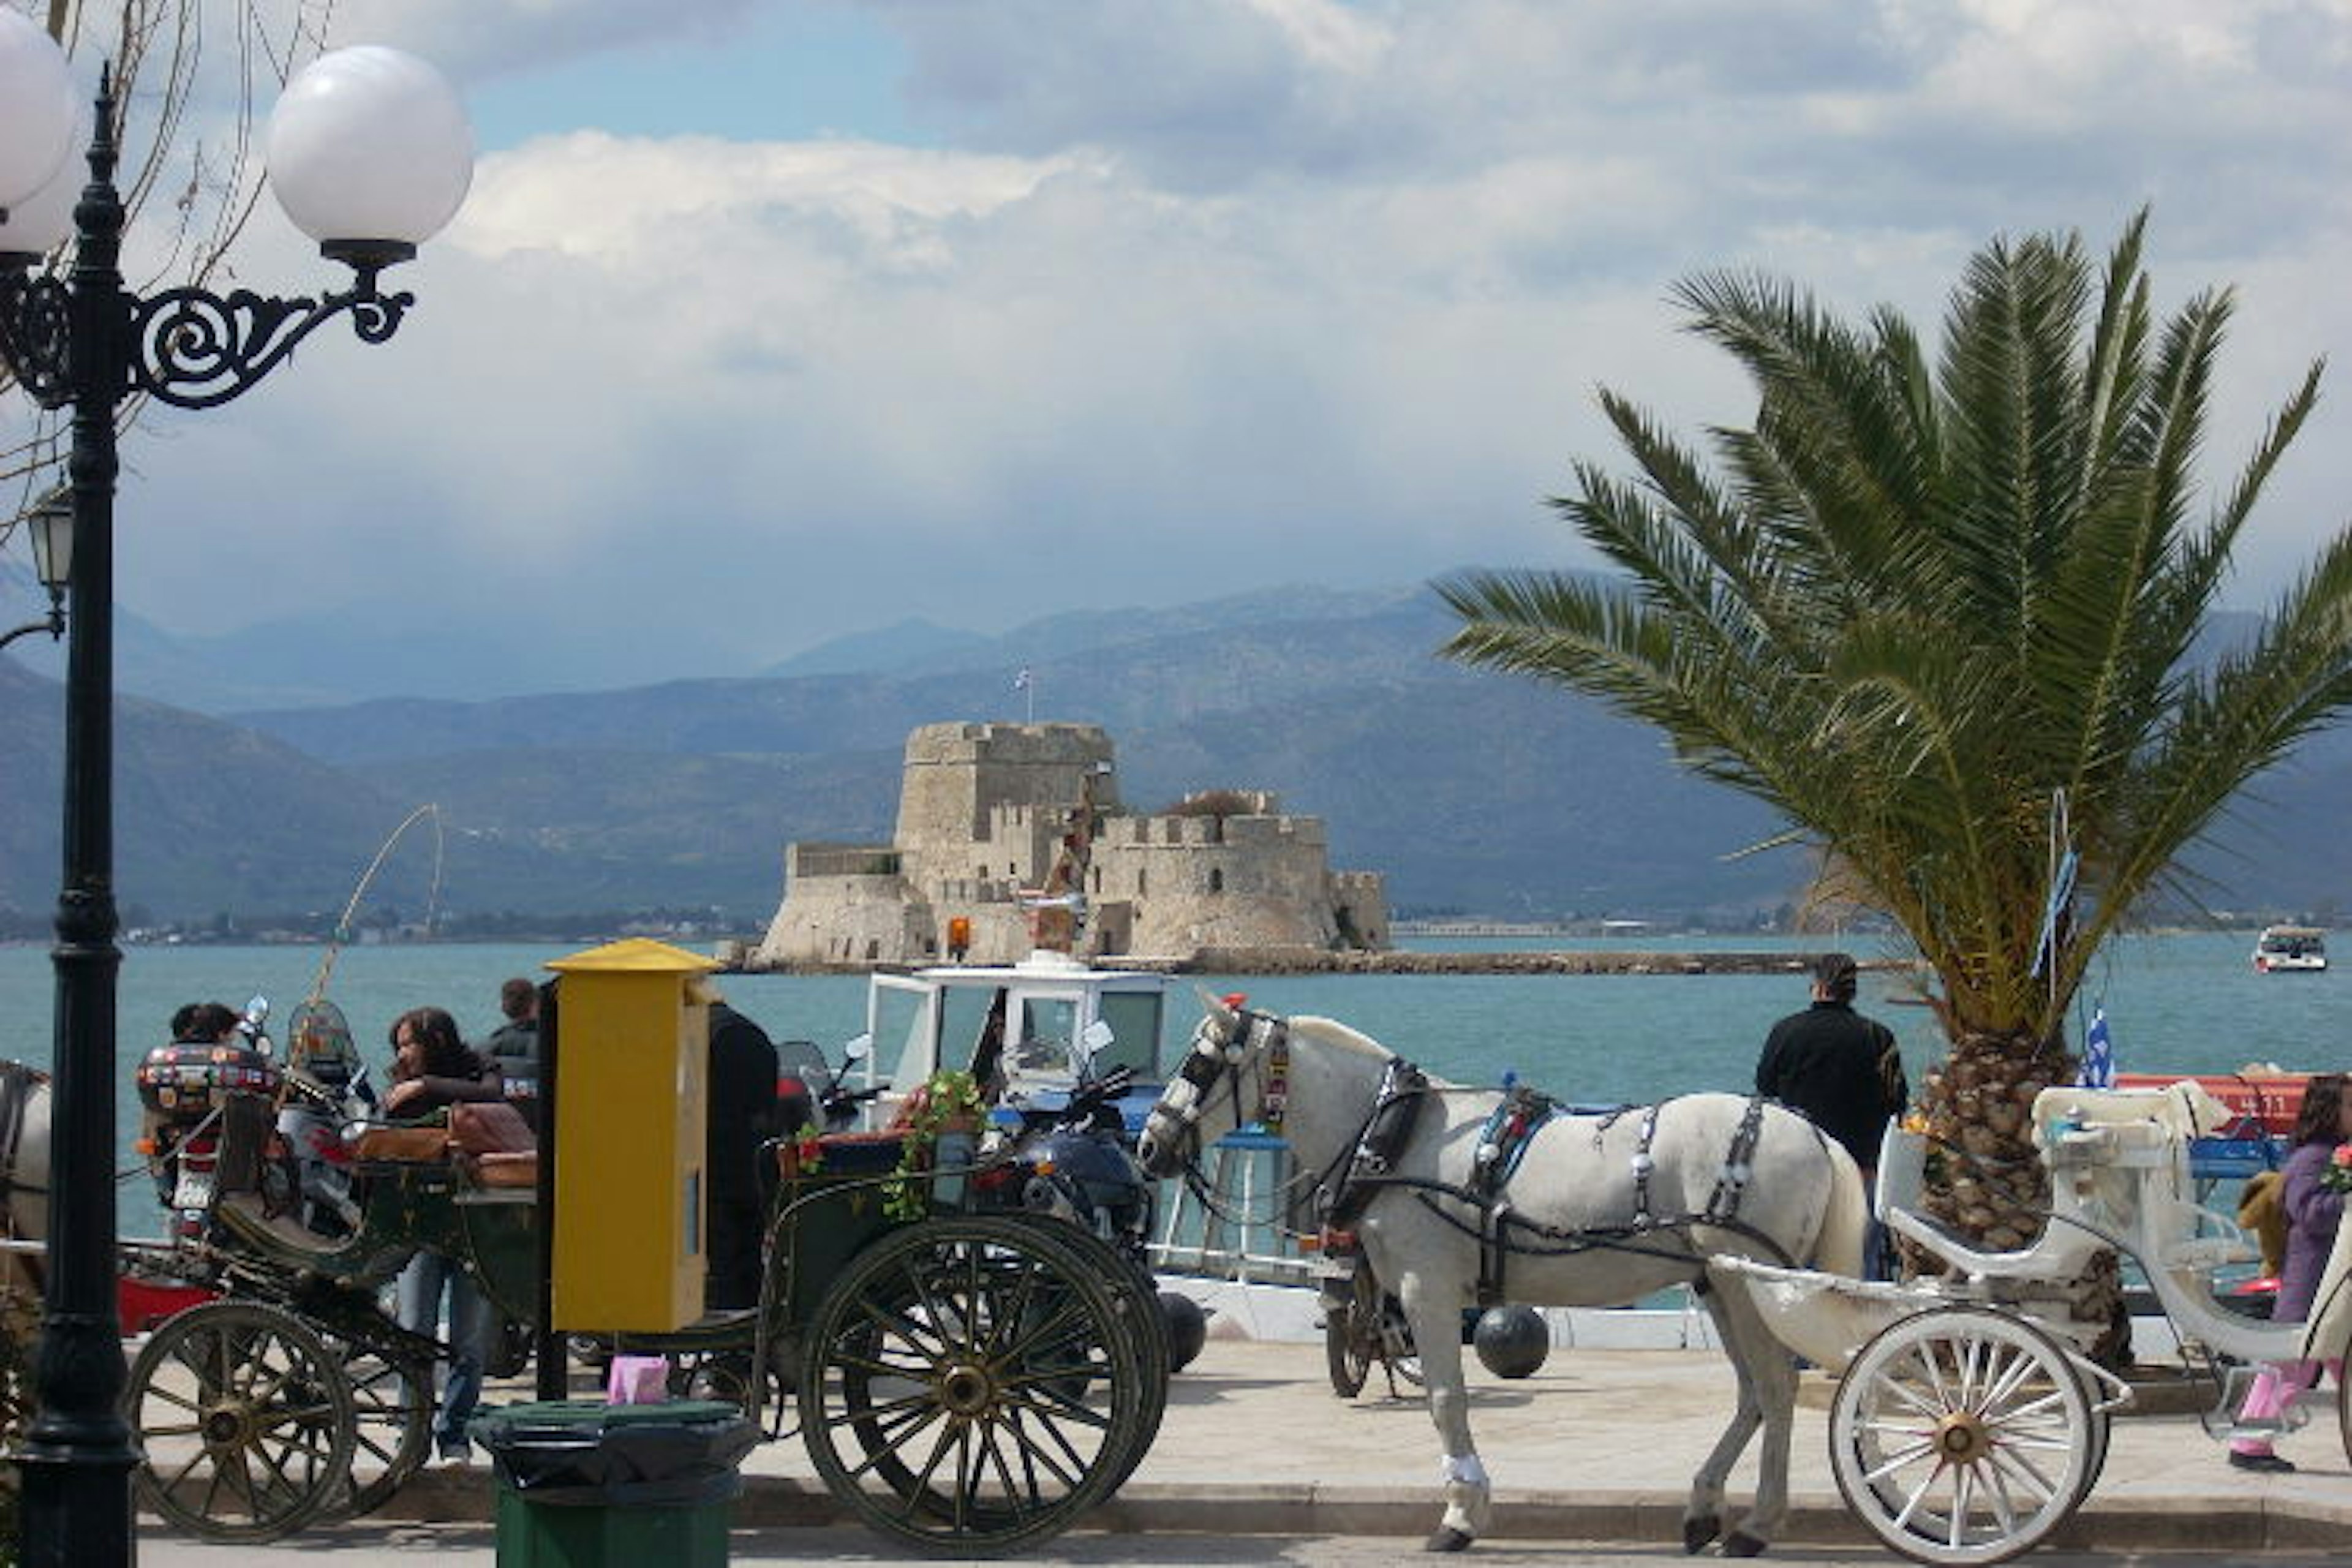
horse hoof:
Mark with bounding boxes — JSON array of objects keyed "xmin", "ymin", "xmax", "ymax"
[
  {"xmin": 1722, "ymin": 1531, "xmax": 1768, "ymax": 1558},
  {"xmin": 1681, "ymin": 1516, "xmax": 1720, "ymax": 1555},
  {"xmin": 1425, "ymin": 1527, "xmax": 1474, "ymax": 1553}
]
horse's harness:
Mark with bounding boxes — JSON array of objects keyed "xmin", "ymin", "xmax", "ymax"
[{"xmin": 1161, "ymin": 1009, "xmax": 1796, "ymax": 1303}]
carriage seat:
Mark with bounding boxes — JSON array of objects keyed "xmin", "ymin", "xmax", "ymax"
[
  {"xmin": 1876, "ymin": 1124, "xmax": 2106, "ymax": 1280},
  {"xmin": 2030, "ymin": 1082, "xmax": 2232, "ymax": 1167},
  {"xmin": 451, "ymin": 1102, "xmax": 537, "ymax": 1189},
  {"xmin": 2030, "ymin": 1081, "xmax": 2257, "ymax": 1269},
  {"xmin": 353, "ymin": 1104, "xmax": 538, "ymax": 1183},
  {"xmin": 777, "ymin": 1128, "xmax": 910, "ymax": 1179},
  {"xmin": 350, "ymin": 1125, "xmax": 453, "ymax": 1164}
]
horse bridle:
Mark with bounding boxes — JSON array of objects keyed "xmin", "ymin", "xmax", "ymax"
[
  {"xmin": 1148, "ymin": 1008, "xmax": 1342, "ymax": 1223},
  {"xmin": 1149, "ymin": 1008, "xmax": 1283, "ymax": 1170},
  {"xmin": 1153, "ymin": 1009, "xmax": 1435, "ymax": 1241}
]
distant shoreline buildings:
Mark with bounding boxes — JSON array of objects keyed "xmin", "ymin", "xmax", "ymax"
[{"xmin": 752, "ymin": 722, "xmax": 1389, "ymax": 969}]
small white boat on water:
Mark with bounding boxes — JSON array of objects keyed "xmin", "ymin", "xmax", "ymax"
[{"xmin": 2251, "ymin": 925, "xmax": 2327, "ymax": 973}]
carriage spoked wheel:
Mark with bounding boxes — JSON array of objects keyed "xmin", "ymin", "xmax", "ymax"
[
  {"xmin": 126, "ymin": 1300, "xmax": 358, "ymax": 1541},
  {"xmin": 313, "ymin": 1332, "xmax": 432, "ymax": 1521},
  {"xmin": 993, "ymin": 1213, "xmax": 1171, "ymax": 1489},
  {"xmin": 798, "ymin": 1213, "xmax": 1157, "ymax": 1556},
  {"xmin": 1325, "ymin": 1264, "xmax": 1423, "ymax": 1400},
  {"xmin": 1828, "ymin": 1306, "xmax": 2095, "ymax": 1566}
]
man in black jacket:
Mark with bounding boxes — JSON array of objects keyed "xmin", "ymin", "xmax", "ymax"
[
  {"xmin": 1757, "ymin": 952, "xmax": 1907, "ymax": 1277},
  {"xmin": 481, "ymin": 977, "xmax": 541, "ymax": 1130},
  {"xmin": 704, "ymin": 1000, "xmax": 780, "ymax": 1310}
]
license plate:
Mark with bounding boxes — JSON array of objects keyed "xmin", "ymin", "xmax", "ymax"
[{"xmin": 172, "ymin": 1168, "xmax": 214, "ymax": 1212}]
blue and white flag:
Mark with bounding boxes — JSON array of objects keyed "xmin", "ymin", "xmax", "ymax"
[
  {"xmin": 1012, "ymin": 666, "xmax": 1032, "ymax": 691},
  {"xmin": 2079, "ymin": 1006, "xmax": 2115, "ymax": 1089}
]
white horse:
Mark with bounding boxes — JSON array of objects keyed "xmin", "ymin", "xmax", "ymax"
[
  {"xmin": 0, "ymin": 1061, "xmax": 53, "ymax": 1319},
  {"xmin": 1136, "ymin": 1000, "xmax": 1868, "ymax": 1556}
]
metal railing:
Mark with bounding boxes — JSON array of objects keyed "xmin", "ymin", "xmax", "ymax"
[{"xmin": 1147, "ymin": 1129, "xmax": 1310, "ymax": 1286}]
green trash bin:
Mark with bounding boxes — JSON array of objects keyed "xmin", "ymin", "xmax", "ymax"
[{"xmin": 470, "ymin": 1400, "xmax": 758, "ymax": 1568}]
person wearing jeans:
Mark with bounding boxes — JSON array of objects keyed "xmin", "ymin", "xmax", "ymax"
[
  {"xmin": 399, "ymin": 1249, "xmax": 497, "ymax": 1462},
  {"xmin": 383, "ymin": 1005, "xmax": 505, "ymax": 1463}
]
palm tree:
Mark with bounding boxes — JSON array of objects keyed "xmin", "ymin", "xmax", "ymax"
[{"xmin": 1439, "ymin": 213, "xmax": 2352, "ymax": 1339}]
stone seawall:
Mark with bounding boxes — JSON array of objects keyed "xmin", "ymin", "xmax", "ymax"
[
  {"xmin": 737, "ymin": 948, "xmax": 1880, "ymax": 976},
  {"xmin": 1161, "ymin": 948, "xmax": 1833, "ymax": 975}
]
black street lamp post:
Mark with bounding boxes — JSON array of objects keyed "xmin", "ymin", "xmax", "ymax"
[{"xmin": 0, "ymin": 22, "xmax": 470, "ymax": 1564}]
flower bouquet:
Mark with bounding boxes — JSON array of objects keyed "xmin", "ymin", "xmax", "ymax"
[{"xmin": 2321, "ymin": 1142, "xmax": 2352, "ymax": 1196}]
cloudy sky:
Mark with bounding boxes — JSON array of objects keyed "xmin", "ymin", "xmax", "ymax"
[{"xmin": 12, "ymin": 0, "xmax": 2352, "ymax": 701}]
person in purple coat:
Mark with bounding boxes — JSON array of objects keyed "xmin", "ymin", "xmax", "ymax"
[{"xmin": 2227, "ymin": 1072, "xmax": 2349, "ymax": 1473}]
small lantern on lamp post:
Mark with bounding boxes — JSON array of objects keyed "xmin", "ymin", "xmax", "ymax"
[
  {"xmin": 0, "ymin": 16, "xmax": 472, "ymax": 1564},
  {"xmin": 1, "ymin": 487, "xmax": 71, "ymax": 649}
]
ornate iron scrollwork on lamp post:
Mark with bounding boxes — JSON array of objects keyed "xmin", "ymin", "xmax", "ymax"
[{"xmin": 0, "ymin": 17, "xmax": 472, "ymax": 1563}]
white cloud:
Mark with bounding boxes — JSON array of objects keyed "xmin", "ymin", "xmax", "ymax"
[
  {"xmin": 11, "ymin": 0, "xmax": 2351, "ymax": 698},
  {"xmin": 326, "ymin": 0, "xmax": 763, "ymax": 76}
]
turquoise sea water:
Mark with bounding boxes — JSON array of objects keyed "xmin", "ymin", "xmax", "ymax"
[{"xmin": 1, "ymin": 928, "xmax": 2343, "ymax": 1215}]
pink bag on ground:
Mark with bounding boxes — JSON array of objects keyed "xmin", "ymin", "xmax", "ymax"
[{"xmin": 605, "ymin": 1355, "xmax": 669, "ymax": 1404}]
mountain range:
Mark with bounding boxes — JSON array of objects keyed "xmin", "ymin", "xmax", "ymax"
[{"xmin": 3, "ymin": 579, "xmax": 2347, "ymax": 930}]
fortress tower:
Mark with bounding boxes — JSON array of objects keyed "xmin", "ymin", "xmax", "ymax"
[{"xmin": 753, "ymin": 721, "xmax": 1387, "ymax": 968}]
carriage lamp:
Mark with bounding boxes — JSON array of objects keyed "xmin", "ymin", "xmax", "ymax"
[
  {"xmin": 0, "ymin": 29, "xmax": 472, "ymax": 1567},
  {"xmin": 0, "ymin": 487, "xmax": 71, "ymax": 650}
]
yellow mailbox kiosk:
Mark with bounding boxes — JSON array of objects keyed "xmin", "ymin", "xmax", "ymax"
[{"xmin": 545, "ymin": 937, "xmax": 720, "ymax": 1332}]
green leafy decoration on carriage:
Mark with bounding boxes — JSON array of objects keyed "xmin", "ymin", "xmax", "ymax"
[{"xmin": 882, "ymin": 1069, "xmax": 987, "ymax": 1223}]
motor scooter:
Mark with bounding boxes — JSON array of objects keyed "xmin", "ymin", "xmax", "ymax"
[
  {"xmin": 776, "ymin": 1035, "xmax": 881, "ymax": 1136},
  {"xmin": 135, "ymin": 996, "xmax": 280, "ymax": 1242},
  {"xmin": 274, "ymin": 996, "xmax": 380, "ymax": 1238}
]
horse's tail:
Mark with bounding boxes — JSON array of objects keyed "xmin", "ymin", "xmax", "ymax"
[{"xmin": 1809, "ymin": 1137, "xmax": 1871, "ymax": 1280}]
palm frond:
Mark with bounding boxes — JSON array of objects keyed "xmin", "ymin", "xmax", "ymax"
[{"xmin": 1439, "ymin": 214, "xmax": 2350, "ymax": 1040}]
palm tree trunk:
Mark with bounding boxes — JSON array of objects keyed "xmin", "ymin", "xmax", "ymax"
[{"xmin": 1915, "ymin": 1028, "xmax": 2130, "ymax": 1364}]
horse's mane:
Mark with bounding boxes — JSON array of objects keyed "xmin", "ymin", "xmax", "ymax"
[{"xmin": 1285, "ymin": 1015, "xmax": 1461, "ymax": 1090}]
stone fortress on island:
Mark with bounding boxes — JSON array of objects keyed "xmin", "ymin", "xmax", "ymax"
[{"xmin": 753, "ymin": 722, "xmax": 1390, "ymax": 968}]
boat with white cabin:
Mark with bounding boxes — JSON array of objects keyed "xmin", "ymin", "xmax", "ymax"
[{"xmin": 2250, "ymin": 925, "xmax": 2327, "ymax": 973}]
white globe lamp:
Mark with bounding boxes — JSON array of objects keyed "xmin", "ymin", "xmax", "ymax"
[
  {"xmin": 265, "ymin": 45, "xmax": 474, "ymax": 275},
  {"xmin": 0, "ymin": 9, "xmax": 78, "ymax": 212},
  {"xmin": 0, "ymin": 105, "xmax": 89, "ymax": 259}
]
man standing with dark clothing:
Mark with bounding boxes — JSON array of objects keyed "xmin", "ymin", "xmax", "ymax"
[
  {"xmin": 704, "ymin": 1000, "xmax": 781, "ymax": 1311},
  {"xmin": 481, "ymin": 977, "xmax": 541, "ymax": 1130},
  {"xmin": 1757, "ymin": 952, "xmax": 1907, "ymax": 1278}
]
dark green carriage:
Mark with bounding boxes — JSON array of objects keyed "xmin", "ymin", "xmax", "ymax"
[
  {"xmin": 127, "ymin": 1150, "xmax": 534, "ymax": 1539},
  {"xmin": 128, "ymin": 1124, "xmax": 1166, "ymax": 1556}
]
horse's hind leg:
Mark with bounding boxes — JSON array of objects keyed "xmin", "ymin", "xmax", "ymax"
[
  {"xmin": 1402, "ymin": 1291, "xmax": 1489, "ymax": 1551},
  {"xmin": 1700, "ymin": 1286, "xmax": 1801, "ymax": 1558},
  {"xmin": 1681, "ymin": 1288, "xmax": 1763, "ymax": 1555}
]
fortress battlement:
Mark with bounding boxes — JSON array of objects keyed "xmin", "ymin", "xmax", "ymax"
[{"xmin": 755, "ymin": 722, "xmax": 1387, "ymax": 968}]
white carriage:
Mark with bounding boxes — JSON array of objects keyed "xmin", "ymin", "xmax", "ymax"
[{"xmin": 1715, "ymin": 1080, "xmax": 2352, "ymax": 1566}]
